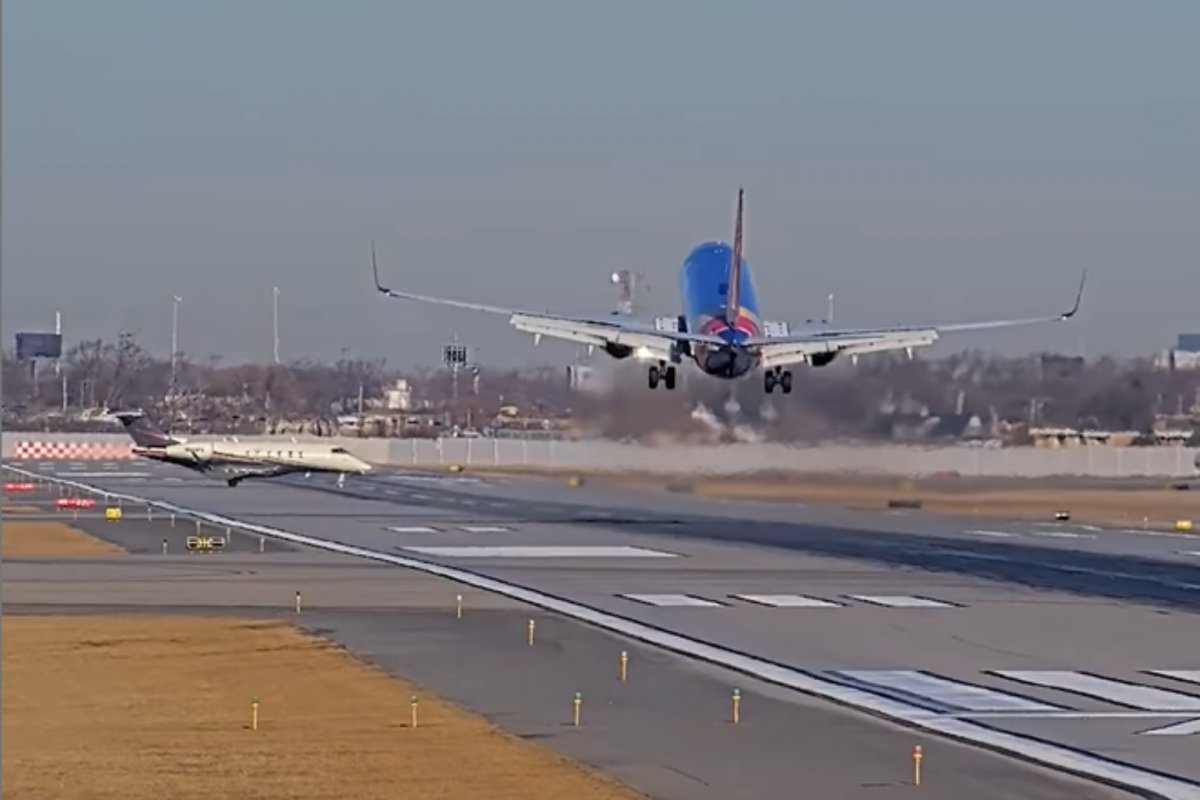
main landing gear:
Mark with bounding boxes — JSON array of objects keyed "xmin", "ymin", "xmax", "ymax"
[
  {"xmin": 763, "ymin": 367, "xmax": 792, "ymax": 395},
  {"xmin": 648, "ymin": 362, "xmax": 677, "ymax": 390}
]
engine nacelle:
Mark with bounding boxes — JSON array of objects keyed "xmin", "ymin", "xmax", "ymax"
[{"xmin": 603, "ymin": 342, "xmax": 634, "ymax": 359}]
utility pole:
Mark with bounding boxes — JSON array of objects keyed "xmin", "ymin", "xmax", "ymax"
[
  {"xmin": 272, "ymin": 286, "xmax": 281, "ymax": 364},
  {"xmin": 827, "ymin": 293, "xmax": 834, "ymax": 324},
  {"xmin": 171, "ymin": 295, "xmax": 182, "ymax": 394}
]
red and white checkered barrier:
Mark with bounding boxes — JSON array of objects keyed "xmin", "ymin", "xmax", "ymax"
[{"xmin": 11, "ymin": 441, "xmax": 134, "ymax": 460}]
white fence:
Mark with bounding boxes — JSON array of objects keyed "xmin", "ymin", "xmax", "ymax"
[{"xmin": 2, "ymin": 431, "xmax": 1197, "ymax": 478}]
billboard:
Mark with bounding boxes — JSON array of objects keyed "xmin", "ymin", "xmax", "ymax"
[{"xmin": 15, "ymin": 332, "xmax": 63, "ymax": 360}]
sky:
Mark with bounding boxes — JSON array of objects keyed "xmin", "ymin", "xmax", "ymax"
[{"xmin": 3, "ymin": 0, "xmax": 1198, "ymax": 369}]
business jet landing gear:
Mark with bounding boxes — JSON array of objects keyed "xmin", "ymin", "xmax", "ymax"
[
  {"xmin": 337, "ymin": 473, "xmax": 346, "ymax": 488},
  {"xmin": 648, "ymin": 363, "xmax": 677, "ymax": 390},
  {"xmin": 763, "ymin": 368, "xmax": 793, "ymax": 395}
]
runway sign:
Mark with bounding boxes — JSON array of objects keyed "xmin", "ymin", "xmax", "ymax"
[{"xmin": 185, "ymin": 536, "xmax": 227, "ymax": 553}]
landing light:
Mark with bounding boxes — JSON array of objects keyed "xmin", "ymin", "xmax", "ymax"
[{"xmin": 635, "ymin": 346, "xmax": 655, "ymax": 360}]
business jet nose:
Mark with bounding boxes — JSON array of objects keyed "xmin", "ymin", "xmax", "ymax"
[{"xmin": 356, "ymin": 459, "xmax": 373, "ymax": 473}]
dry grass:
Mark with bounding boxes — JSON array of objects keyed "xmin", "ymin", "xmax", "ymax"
[
  {"xmin": 2, "ymin": 505, "xmax": 42, "ymax": 514},
  {"xmin": 1, "ymin": 615, "xmax": 647, "ymax": 800},
  {"xmin": 1, "ymin": 521, "xmax": 125, "ymax": 558},
  {"xmin": 685, "ymin": 480, "xmax": 1199, "ymax": 528}
]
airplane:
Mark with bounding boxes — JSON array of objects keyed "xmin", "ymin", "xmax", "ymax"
[
  {"xmin": 112, "ymin": 411, "xmax": 372, "ymax": 487},
  {"xmin": 371, "ymin": 189, "xmax": 1087, "ymax": 395}
]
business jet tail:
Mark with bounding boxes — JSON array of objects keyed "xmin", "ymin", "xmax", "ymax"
[{"xmin": 112, "ymin": 410, "xmax": 180, "ymax": 448}]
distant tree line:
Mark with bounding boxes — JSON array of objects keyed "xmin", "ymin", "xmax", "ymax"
[{"xmin": 3, "ymin": 333, "xmax": 1198, "ymax": 442}]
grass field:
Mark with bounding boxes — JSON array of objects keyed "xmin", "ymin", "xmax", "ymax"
[
  {"xmin": 448, "ymin": 464, "xmax": 1197, "ymax": 529},
  {"xmin": 686, "ymin": 480, "xmax": 1200, "ymax": 528},
  {"xmin": 1, "ymin": 615, "xmax": 647, "ymax": 800},
  {"xmin": 1, "ymin": 521, "xmax": 126, "ymax": 558}
]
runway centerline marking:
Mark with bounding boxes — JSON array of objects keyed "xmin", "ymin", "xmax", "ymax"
[
  {"xmin": 385, "ymin": 526, "xmax": 439, "ymax": 533},
  {"xmin": 459, "ymin": 525, "xmax": 513, "ymax": 533}
]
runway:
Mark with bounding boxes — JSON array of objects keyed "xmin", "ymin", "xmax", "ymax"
[{"xmin": 9, "ymin": 457, "xmax": 1200, "ymax": 799}]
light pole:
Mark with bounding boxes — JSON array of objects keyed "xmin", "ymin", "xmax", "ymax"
[
  {"xmin": 272, "ymin": 286, "xmax": 281, "ymax": 364},
  {"xmin": 171, "ymin": 295, "xmax": 182, "ymax": 392}
]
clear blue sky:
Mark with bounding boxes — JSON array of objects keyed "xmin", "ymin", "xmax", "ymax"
[{"xmin": 4, "ymin": 0, "xmax": 1198, "ymax": 367}]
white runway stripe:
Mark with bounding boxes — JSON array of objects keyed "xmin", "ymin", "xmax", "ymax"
[
  {"xmin": 459, "ymin": 525, "xmax": 512, "ymax": 533},
  {"xmin": 734, "ymin": 594, "xmax": 841, "ymax": 608},
  {"xmin": 386, "ymin": 526, "xmax": 439, "ymax": 533},
  {"xmin": 403, "ymin": 545, "xmax": 677, "ymax": 558},
  {"xmin": 849, "ymin": 595, "xmax": 954, "ymax": 608},
  {"xmin": 831, "ymin": 670, "xmax": 1063, "ymax": 713},
  {"xmin": 993, "ymin": 671, "xmax": 1200, "ymax": 711},
  {"xmin": 1139, "ymin": 718, "xmax": 1200, "ymax": 736},
  {"xmin": 1146, "ymin": 670, "xmax": 1200, "ymax": 687},
  {"xmin": 621, "ymin": 593, "xmax": 722, "ymax": 607}
]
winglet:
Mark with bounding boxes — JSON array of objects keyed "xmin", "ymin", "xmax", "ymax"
[
  {"xmin": 725, "ymin": 188, "xmax": 745, "ymax": 326},
  {"xmin": 1061, "ymin": 268, "xmax": 1087, "ymax": 320},
  {"xmin": 370, "ymin": 240, "xmax": 389, "ymax": 295}
]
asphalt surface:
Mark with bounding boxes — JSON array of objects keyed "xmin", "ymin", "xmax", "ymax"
[{"xmin": 7, "ymin": 457, "xmax": 1200, "ymax": 798}]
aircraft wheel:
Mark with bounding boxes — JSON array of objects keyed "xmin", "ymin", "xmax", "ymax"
[
  {"xmin": 763, "ymin": 371, "xmax": 776, "ymax": 394},
  {"xmin": 648, "ymin": 365, "xmax": 660, "ymax": 389},
  {"xmin": 664, "ymin": 366, "xmax": 677, "ymax": 390},
  {"xmin": 780, "ymin": 370, "xmax": 793, "ymax": 394}
]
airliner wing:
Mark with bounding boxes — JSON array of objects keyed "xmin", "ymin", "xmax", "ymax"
[
  {"xmin": 371, "ymin": 243, "xmax": 727, "ymax": 360},
  {"xmin": 749, "ymin": 270, "xmax": 1087, "ymax": 369}
]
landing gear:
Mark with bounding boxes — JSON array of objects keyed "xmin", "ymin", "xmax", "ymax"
[
  {"xmin": 227, "ymin": 476, "xmax": 243, "ymax": 487},
  {"xmin": 763, "ymin": 367, "xmax": 793, "ymax": 395},
  {"xmin": 648, "ymin": 362, "xmax": 677, "ymax": 390},
  {"xmin": 337, "ymin": 473, "xmax": 346, "ymax": 488}
]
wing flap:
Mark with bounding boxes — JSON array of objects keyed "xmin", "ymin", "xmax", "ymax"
[{"xmin": 759, "ymin": 330, "xmax": 939, "ymax": 368}]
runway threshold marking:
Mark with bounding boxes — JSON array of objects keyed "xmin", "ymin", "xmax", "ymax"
[
  {"xmin": 848, "ymin": 595, "xmax": 955, "ymax": 608},
  {"xmin": 9, "ymin": 463, "xmax": 1200, "ymax": 800},
  {"xmin": 386, "ymin": 526, "xmax": 439, "ymax": 533},
  {"xmin": 991, "ymin": 671, "xmax": 1200, "ymax": 712},
  {"xmin": 402, "ymin": 545, "xmax": 678, "ymax": 558},
  {"xmin": 622, "ymin": 594, "xmax": 723, "ymax": 607},
  {"xmin": 1138, "ymin": 718, "xmax": 1200, "ymax": 736},
  {"xmin": 733, "ymin": 594, "xmax": 841, "ymax": 608},
  {"xmin": 1147, "ymin": 670, "xmax": 1200, "ymax": 688},
  {"xmin": 829, "ymin": 670, "xmax": 1063, "ymax": 714}
]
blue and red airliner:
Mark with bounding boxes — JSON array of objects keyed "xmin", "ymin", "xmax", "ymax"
[{"xmin": 373, "ymin": 190, "xmax": 1085, "ymax": 394}]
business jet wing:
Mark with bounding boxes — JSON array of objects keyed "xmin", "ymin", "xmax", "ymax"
[
  {"xmin": 371, "ymin": 243, "xmax": 727, "ymax": 361},
  {"xmin": 749, "ymin": 270, "xmax": 1087, "ymax": 369}
]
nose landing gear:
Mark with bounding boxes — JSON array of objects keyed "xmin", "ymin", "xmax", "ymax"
[
  {"xmin": 648, "ymin": 362, "xmax": 677, "ymax": 390},
  {"xmin": 763, "ymin": 367, "xmax": 792, "ymax": 395}
]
